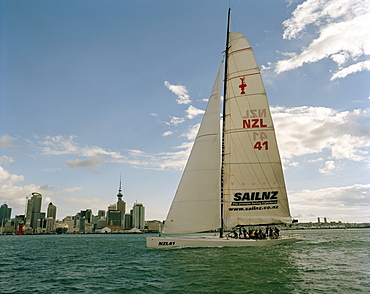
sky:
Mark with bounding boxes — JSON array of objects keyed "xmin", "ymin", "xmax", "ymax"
[{"xmin": 1, "ymin": 0, "xmax": 369, "ymax": 224}]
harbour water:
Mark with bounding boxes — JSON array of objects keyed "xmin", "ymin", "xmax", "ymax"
[{"xmin": 1, "ymin": 229, "xmax": 369, "ymax": 293}]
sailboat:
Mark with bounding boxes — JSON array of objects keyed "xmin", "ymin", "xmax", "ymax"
[{"xmin": 147, "ymin": 10, "xmax": 300, "ymax": 248}]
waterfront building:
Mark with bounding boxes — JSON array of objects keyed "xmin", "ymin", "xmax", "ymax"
[
  {"xmin": 62, "ymin": 216, "xmax": 75, "ymax": 233},
  {"xmin": 47, "ymin": 202, "xmax": 57, "ymax": 219},
  {"xmin": 124, "ymin": 213, "xmax": 132, "ymax": 230},
  {"xmin": 96, "ymin": 217, "xmax": 107, "ymax": 229},
  {"xmin": 79, "ymin": 217, "xmax": 86, "ymax": 233},
  {"xmin": 98, "ymin": 210, "xmax": 105, "ymax": 217},
  {"xmin": 80, "ymin": 209, "xmax": 92, "ymax": 223},
  {"xmin": 0, "ymin": 204, "xmax": 12, "ymax": 226},
  {"xmin": 25, "ymin": 192, "xmax": 42, "ymax": 231},
  {"xmin": 107, "ymin": 210, "xmax": 122, "ymax": 229},
  {"xmin": 147, "ymin": 220, "xmax": 162, "ymax": 232},
  {"xmin": 45, "ymin": 217, "xmax": 55, "ymax": 233},
  {"xmin": 85, "ymin": 222, "xmax": 93, "ymax": 233},
  {"xmin": 132, "ymin": 203, "xmax": 145, "ymax": 230}
]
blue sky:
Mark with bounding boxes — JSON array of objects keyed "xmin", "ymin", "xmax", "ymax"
[{"xmin": 1, "ymin": 0, "xmax": 369, "ymax": 223}]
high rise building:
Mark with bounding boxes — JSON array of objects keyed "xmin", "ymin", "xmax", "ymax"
[
  {"xmin": 81, "ymin": 209, "xmax": 92, "ymax": 223},
  {"xmin": 107, "ymin": 210, "xmax": 122, "ymax": 227},
  {"xmin": 0, "ymin": 204, "xmax": 12, "ymax": 226},
  {"xmin": 132, "ymin": 203, "xmax": 145, "ymax": 230},
  {"xmin": 47, "ymin": 202, "xmax": 57, "ymax": 219},
  {"xmin": 25, "ymin": 192, "xmax": 42, "ymax": 231},
  {"xmin": 98, "ymin": 210, "xmax": 106, "ymax": 217}
]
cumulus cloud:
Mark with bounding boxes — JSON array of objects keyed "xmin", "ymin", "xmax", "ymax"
[
  {"xmin": 330, "ymin": 60, "xmax": 370, "ymax": 80},
  {"xmin": 167, "ymin": 116, "xmax": 185, "ymax": 126},
  {"xmin": 289, "ymin": 183, "xmax": 370, "ymax": 222},
  {"xmin": 186, "ymin": 105, "xmax": 205, "ymax": 119},
  {"xmin": 164, "ymin": 81, "xmax": 191, "ymax": 104},
  {"xmin": 162, "ymin": 131, "xmax": 173, "ymax": 137},
  {"xmin": 291, "ymin": 184, "xmax": 370, "ymax": 207},
  {"xmin": 0, "ymin": 135, "xmax": 15, "ymax": 150},
  {"xmin": 276, "ymin": 0, "xmax": 370, "ymax": 80},
  {"xmin": 319, "ymin": 160, "xmax": 338, "ymax": 174},
  {"xmin": 272, "ymin": 106, "xmax": 370, "ymax": 165}
]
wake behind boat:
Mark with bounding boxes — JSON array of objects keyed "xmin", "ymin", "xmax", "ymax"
[{"xmin": 147, "ymin": 9, "xmax": 300, "ymax": 249}]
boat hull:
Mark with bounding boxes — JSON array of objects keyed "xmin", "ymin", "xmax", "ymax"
[{"xmin": 146, "ymin": 235, "xmax": 300, "ymax": 248}]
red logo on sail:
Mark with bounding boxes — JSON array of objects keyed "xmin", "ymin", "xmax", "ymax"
[{"xmin": 239, "ymin": 77, "xmax": 247, "ymax": 94}]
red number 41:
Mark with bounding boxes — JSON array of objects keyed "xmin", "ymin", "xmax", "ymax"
[{"xmin": 254, "ymin": 141, "xmax": 268, "ymax": 150}]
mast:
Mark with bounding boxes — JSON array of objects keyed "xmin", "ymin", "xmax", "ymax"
[{"xmin": 220, "ymin": 8, "xmax": 231, "ymax": 238}]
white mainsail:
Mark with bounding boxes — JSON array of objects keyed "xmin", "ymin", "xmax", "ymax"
[
  {"xmin": 161, "ymin": 63, "xmax": 223, "ymax": 234},
  {"xmin": 223, "ymin": 32, "xmax": 292, "ymax": 228}
]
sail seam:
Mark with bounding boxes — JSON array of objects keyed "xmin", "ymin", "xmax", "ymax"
[
  {"xmin": 224, "ymin": 128, "xmax": 274, "ymax": 134},
  {"xmin": 227, "ymin": 72, "xmax": 260, "ymax": 81},
  {"xmin": 196, "ymin": 133, "xmax": 218, "ymax": 139},
  {"xmin": 229, "ymin": 47, "xmax": 252, "ymax": 55}
]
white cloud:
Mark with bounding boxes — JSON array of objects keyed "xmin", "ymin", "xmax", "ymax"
[
  {"xmin": 290, "ymin": 183, "xmax": 370, "ymax": 222},
  {"xmin": 272, "ymin": 106, "xmax": 370, "ymax": 165},
  {"xmin": 183, "ymin": 123, "xmax": 200, "ymax": 141},
  {"xmin": 164, "ymin": 81, "xmax": 191, "ymax": 104},
  {"xmin": 291, "ymin": 184, "xmax": 370, "ymax": 207},
  {"xmin": 276, "ymin": 0, "xmax": 370, "ymax": 80},
  {"xmin": 0, "ymin": 135, "xmax": 16, "ymax": 150},
  {"xmin": 162, "ymin": 131, "xmax": 173, "ymax": 137},
  {"xmin": 330, "ymin": 60, "xmax": 370, "ymax": 80},
  {"xmin": 186, "ymin": 105, "xmax": 205, "ymax": 119},
  {"xmin": 319, "ymin": 160, "xmax": 338, "ymax": 174},
  {"xmin": 167, "ymin": 116, "xmax": 185, "ymax": 126},
  {"xmin": 0, "ymin": 156, "xmax": 15, "ymax": 164}
]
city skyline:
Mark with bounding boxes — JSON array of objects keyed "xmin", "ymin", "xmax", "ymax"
[{"xmin": 1, "ymin": 0, "xmax": 369, "ymax": 223}]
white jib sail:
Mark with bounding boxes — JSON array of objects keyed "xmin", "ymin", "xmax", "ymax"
[
  {"xmin": 161, "ymin": 63, "xmax": 223, "ymax": 234},
  {"xmin": 223, "ymin": 32, "xmax": 292, "ymax": 228}
]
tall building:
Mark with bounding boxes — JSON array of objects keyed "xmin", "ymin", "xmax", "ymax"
[
  {"xmin": 98, "ymin": 210, "xmax": 106, "ymax": 217},
  {"xmin": 132, "ymin": 203, "xmax": 145, "ymax": 229},
  {"xmin": 80, "ymin": 209, "xmax": 92, "ymax": 223},
  {"xmin": 116, "ymin": 176, "xmax": 126, "ymax": 227},
  {"xmin": 47, "ymin": 202, "xmax": 57, "ymax": 219},
  {"xmin": 107, "ymin": 210, "xmax": 122, "ymax": 227},
  {"xmin": 0, "ymin": 204, "xmax": 12, "ymax": 226},
  {"xmin": 25, "ymin": 192, "xmax": 42, "ymax": 231}
]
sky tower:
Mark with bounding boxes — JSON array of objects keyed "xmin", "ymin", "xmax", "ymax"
[
  {"xmin": 116, "ymin": 175, "xmax": 126, "ymax": 227},
  {"xmin": 117, "ymin": 175, "xmax": 124, "ymax": 202}
]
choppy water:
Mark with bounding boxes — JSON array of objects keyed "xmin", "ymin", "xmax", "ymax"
[{"xmin": 0, "ymin": 229, "xmax": 369, "ymax": 293}]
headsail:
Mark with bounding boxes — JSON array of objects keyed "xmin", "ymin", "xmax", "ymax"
[
  {"xmin": 161, "ymin": 63, "xmax": 223, "ymax": 234},
  {"xmin": 223, "ymin": 32, "xmax": 293, "ymax": 228}
]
